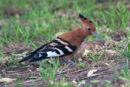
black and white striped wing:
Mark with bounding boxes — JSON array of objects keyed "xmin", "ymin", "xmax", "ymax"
[
  {"xmin": 19, "ymin": 37, "xmax": 77, "ymax": 63},
  {"xmin": 29, "ymin": 37, "xmax": 77, "ymax": 62},
  {"xmin": 29, "ymin": 45, "xmax": 77, "ymax": 62}
]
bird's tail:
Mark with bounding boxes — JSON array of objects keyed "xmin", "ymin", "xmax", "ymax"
[
  {"xmin": 19, "ymin": 54, "xmax": 34, "ymax": 63},
  {"xmin": 19, "ymin": 55, "xmax": 50, "ymax": 63}
]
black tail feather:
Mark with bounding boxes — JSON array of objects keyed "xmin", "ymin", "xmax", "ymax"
[{"xmin": 19, "ymin": 54, "xmax": 34, "ymax": 63}]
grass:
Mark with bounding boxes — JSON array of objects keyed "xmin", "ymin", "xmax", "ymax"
[
  {"xmin": 113, "ymin": 60, "xmax": 130, "ymax": 81},
  {"xmin": 89, "ymin": 51, "xmax": 104, "ymax": 63},
  {"xmin": 39, "ymin": 58, "xmax": 59, "ymax": 87},
  {"xmin": 116, "ymin": 39, "xmax": 130, "ymax": 58},
  {"xmin": 0, "ymin": 0, "xmax": 130, "ymax": 86}
]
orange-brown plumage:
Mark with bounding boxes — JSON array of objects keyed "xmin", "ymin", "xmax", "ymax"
[
  {"xmin": 58, "ymin": 15, "xmax": 97, "ymax": 61},
  {"xmin": 19, "ymin": 14, "xmax": 104, "ymax": 65}
]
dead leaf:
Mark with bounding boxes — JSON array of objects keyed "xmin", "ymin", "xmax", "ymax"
[
  {"xmin": 72, "ymin": 80, "xmax": 77, "ymax": 84},
  {"xmin": 82, "ymin": 49, "xmax": 90, "ymax": 58},
  {"xmin": 87, "ymin": 69, "xmax": 97, "ymax": 77},
  {"xmin": 37, "ymin": 68, "xmax": 41, "ymax": 72},
  {"xmin": 78, "ymin": 80, "xmax": 86, "ymax": 86},
  {"xmin": 109, "ymin": 60, "xmax": 115, "ymax": 64},
  {"xmin": 20, "ymin": 62, "xmax": 26, "ymax": 65},
  {"xmin": 105, "ymin": 63, "xmax": 109, "ymax": 66},
  {"xmin": 47, "ymin": 59, "xmax": 53, "ymax": 64},
  {"xmin": 78, "ymin": 58, "xmax": 82, "ymax": 62},
  {"xmin": 90, "ymin": 80, "xmax": 100, "ymax": 83},
  {"xmin": 0, "ymin": 78, "xmax": 17, "ymax": 83}
]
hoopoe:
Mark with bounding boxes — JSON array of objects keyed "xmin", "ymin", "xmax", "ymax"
[{"xmin": 19, "ymin": 14, "xmax": 104, "ymax": 64}]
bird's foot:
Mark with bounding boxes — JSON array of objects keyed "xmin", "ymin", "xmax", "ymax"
[{"xmin": 63, "ymin": 59, "xmax": 76, "ymax": 66}]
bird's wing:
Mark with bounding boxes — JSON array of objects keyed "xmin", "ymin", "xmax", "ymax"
[
  {"xmin": 19, "ymin": 37, "xmax": 77, "ymax": 63},
  {"xmin": 30, "ymin": 37, "xmax": 77, "ymax": 62},
  {"xmin": 29, "ymin": 40, "xmax": 55, "ymax": 54},
  {"xmin": 19, "ymin": 40, "xmax": 55, "ymax": 63},
  {"xmin": 29, "ymin": 45, "xmax": 77, "ymax": 62}
]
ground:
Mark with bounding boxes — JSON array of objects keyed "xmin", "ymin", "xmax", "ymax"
[{"xmin": 0, "ymin": 0, "xmax": 130, "ymax": 87}]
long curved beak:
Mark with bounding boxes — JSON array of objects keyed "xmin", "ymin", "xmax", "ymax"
[{"xmin": 91, "ymin": 31, "xmax": 105, "ymax": 46}]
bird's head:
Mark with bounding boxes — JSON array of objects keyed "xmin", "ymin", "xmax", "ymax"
[{"xmin": 79, "ymin": 14, "xmax": 104, "ymax": 45}]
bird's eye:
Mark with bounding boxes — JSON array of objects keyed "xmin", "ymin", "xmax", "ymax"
[{"xmin": 87, "ymin": 28, "xmax": 91, "ymax": 31}]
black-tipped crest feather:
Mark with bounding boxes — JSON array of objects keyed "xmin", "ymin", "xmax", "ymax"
[{"xmin": 79, "ymin": 14, "xmax": 87, "ymax": 20}]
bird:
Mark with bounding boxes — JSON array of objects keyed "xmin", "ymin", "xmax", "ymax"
[{"xmin": 19, "ymin": 14, "xmax": 104, "ymax": 65}]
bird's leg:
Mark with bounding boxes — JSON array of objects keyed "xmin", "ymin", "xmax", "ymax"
[
  {"xmin": 68, "ymin": 60, "xmax": 76, "ymax": 65},
  {"xmin": 63, "ymin": 57, "xmax": 76, "ymax": 65}
]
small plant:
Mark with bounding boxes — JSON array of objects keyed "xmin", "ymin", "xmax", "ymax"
[
  {"xmin": 77, "ymin": 62, "xmax": 88, "ymax": 69},
  {"xmin": 113, "ymin": 60, "xmax": 130, "ymax": 81},
  {"xmin": 115, "ymin": 39, "xmax": 130, "ymax": 59},
  {"xmin": 54, "ymin": 79, "xmax": 75, "ymax": 87},
  {"xmin": 38, "ymin": 58, "xmax": 59, "ymax": 87},
  {"xmin": 16, "ymin": 78, "xmax": 24, "ymax": 87},
  {"xmin": 89, "ymin": 51, "xmax": 104, "ymax": 63}
]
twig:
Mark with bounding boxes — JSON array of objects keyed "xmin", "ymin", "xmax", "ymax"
[{"xmin": 57, "ymin": 68, "xmax": 76, "ymax": 74}]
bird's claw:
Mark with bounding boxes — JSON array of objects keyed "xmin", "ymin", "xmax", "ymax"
[{"xmin": 63, "ymin": 59, "xmax": 76, "ymax": 66}]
